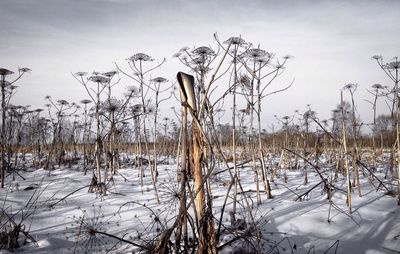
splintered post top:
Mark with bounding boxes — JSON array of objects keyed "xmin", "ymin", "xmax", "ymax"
[{"xmin": 177, "ymin": 72, "xmax": 197, "ymax": 112}]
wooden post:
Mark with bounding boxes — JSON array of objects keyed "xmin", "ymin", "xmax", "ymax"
[{"xmin": 177, "ymin": 72, "xmax": 216, "ymax": 254}]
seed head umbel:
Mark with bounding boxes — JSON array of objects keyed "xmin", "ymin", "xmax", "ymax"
[
  {"xmin": 128, "ymin": 53, "xmax": 154, "ymax": 62},
  {"xmin": 18, "ymin": 67, "xmax": 31, "ymax": 73},
  {"xmin": 372, "ymin": 84, "xmax": 384, "ymax": 90},
  {"xmin": 192, "ymin": 46, "xmax": 215, "ymax": 56},
  {"xmin": 75, "ymin": 72, "xmax": 87, "ymax": 77},
  {"xmin": 384, "ymin": 59, "xmax": 400, "ymax": 70},
  {"xmin": 89, "ymin": 75, "xmax": 110, "ymax": 84},
  {"xmin": 0, "ymin": 68, "xmax": 14, "ymax": 76},
  {"xmin": 150, "ymin": 77, "xmax": 168, "ymax": 83},
  {"xmin": 80, "ymin": 99, "xmax": 92, "ymax": 105},
  {"xmin": 224, "ymin": 37, "xmax": 246, "ymax": 46},
  {"xmin": 102, "ymin": 71, "xmax": 118, "ymax": 78}
]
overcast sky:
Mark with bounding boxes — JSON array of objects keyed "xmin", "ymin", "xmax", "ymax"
[{"xmin": 1, "ymin": 0, "xmax": 399, "ymax": 130}]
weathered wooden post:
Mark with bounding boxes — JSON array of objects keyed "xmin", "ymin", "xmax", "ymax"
[
  {"xmin": 176, "ymin": 72, "xmax": 192, "ymax": 251},
  {"xmin": 177, "ymin": 71, "xmax": 216, "ymax": 254},
  {"xmin": 177, "ymin": 72, "xmax": 204, "ymax": 218}
]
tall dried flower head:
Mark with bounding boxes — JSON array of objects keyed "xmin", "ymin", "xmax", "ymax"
[
  {"xmin": 18, "ymin": 67, "xmax": 31, "ymax": 73},
  {"xmin": 127, "ymin": 85, "xmax": 139, "ymax": 94},
  {"xmin": 150, "ymin": 77, "xmax": 168, "ymax": 83},
  {"xmin": 344, "ymin": 83, "xmax": 357, "ymax": 91},
  {"xmin": 224, "ymin": 36, "xmax": 246, "ymax": 46},
  {"xmin": 244, "ymin": 48, "xmax": 267, "ymax": 59},
  {"xmin": 303, "ymin": 110, "xmax": 316, "ymax": 119},
  {"xmin": 384, "ymin": 59, "xmax": 400, "ymax": 70},
  {"xmin": 192, "ymin": 46, "xmax": 215, "ymax": 56},
  {"xmin": 372, "ymin": 84, "xmax": 384, "ymax": 90},
  {"xmin": 179, "ymin": 46, "xmax": 190, "ymax": 52},
  {"xmin": 128, "ymin": 53, "xmax": 154, "ymax": 62},
  {"xmin": 283, "ymin": 55, "xmax": 293, "ymax": 60},
  {"xmin": 173, "ymin": 47, "xmax": 189, "ymax": 58},
  {"xmin": 104, "ymin": 98, "xmax": 122, "ymax": 112},
  {"xmin": 80, "ymin": 99, "xmax": 92, "ymax": 105},
  {"xmin": 372, "ymin": 55, "xmax": 382, "ymax": 61},
  {"xmin": 255, "ymin": 54, "xmax": 273, "ymax": 64},
  {"xmin": 89, "ymin": 75, "xmax": 110, "ymax": 84},
  {"xmin": 57, "ymin": 99, "xmax": 69, "ymax": 106},
  {"xmin": 172, "ymin": 52, "xmax": 182, "ymax": 58},
  {"xmin": 146, "ymin": 104, "xmax": 156, "ymax": 114},
  {"xmin": 107, "ymin": 104, "xmax": 118, "ymax": 113},
  {"xmin": 0, "ymin": 68, "xmax": 14, "ymax": 76},
  {"xmin": 75, "ymin": 72, "xmax": 87, "ymax": 77},
  {"xmin": 102, "ymin": 71, "xmax": 117, "ymax": 78}
]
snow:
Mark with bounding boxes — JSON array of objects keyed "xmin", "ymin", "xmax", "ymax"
[{"xmin": 1, "ymin": 157, "xmax": 400, "ymax": 253}]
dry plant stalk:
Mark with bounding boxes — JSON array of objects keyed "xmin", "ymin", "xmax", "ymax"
[{"xmin": 341, "ymin": 91, "xmax": 352, "ymax": 213}]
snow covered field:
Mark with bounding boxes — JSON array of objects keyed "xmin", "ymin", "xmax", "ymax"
[{"xmin": 1, "ymin": 158, "xmax": 400, "ymax": 253}]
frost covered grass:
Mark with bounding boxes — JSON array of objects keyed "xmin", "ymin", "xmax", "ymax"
[{"xmin": 1, "ymin": 155, "xmax": 399, "ymax": 254}]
